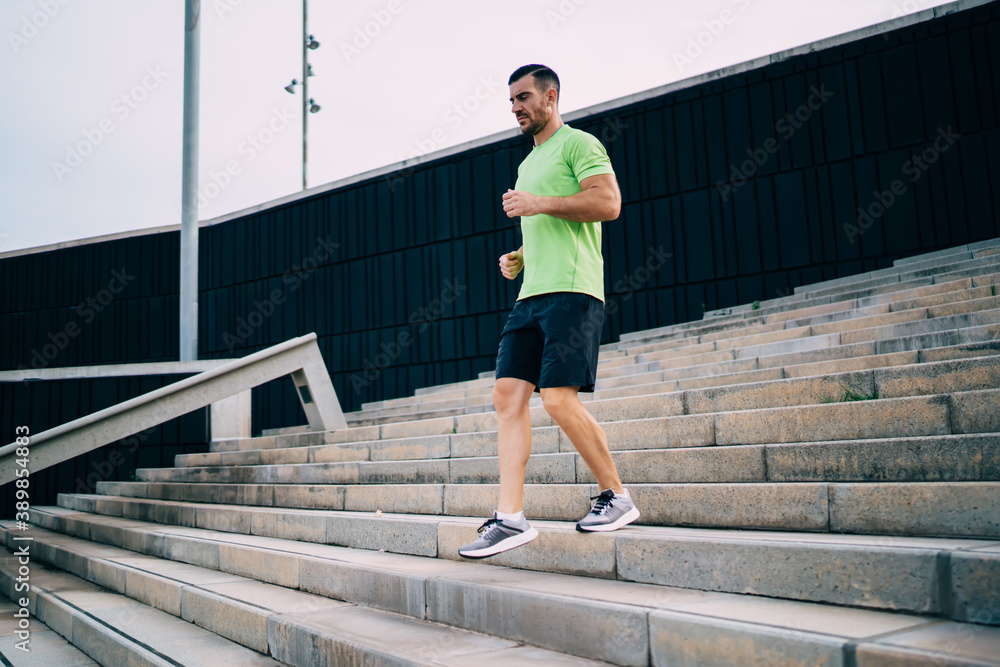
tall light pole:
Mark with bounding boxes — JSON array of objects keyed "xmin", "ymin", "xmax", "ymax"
[
  {"xmin": 180, "ymin": 0, "xmax": 200, "ymax": 361},
  {"xmin": 285, "ymin": 0, "xmax": 321, "ymax": 190}
]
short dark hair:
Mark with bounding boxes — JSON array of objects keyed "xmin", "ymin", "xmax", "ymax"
[{"xmin": 508, "ymin": 64, "xmax": 560, "ymax": 101}]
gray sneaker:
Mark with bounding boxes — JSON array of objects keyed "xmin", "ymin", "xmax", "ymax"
[
  {"xmin": 576, "ymin": 489, "xmax": 640, "ymax": 532},
  {"xmin": 458, "ymin": 513, "xmax": 539, "ymax": 559}
]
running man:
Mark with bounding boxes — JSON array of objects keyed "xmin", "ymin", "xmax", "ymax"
[{"xmin": 459, "ymin": 64, "xmax": 639, "ymax": 559}]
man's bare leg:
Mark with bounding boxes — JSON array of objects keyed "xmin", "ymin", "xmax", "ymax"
[
  {"xmin": 539, "ymin": 386, "xmax": 623, "ymax": 493},
  {"xmin": 457, "ymin": 377, "xmax": 539, "ymax": 558},
  {"xmin": 494, "ymin": 377, "xmax": 536, "ymax": 513}
]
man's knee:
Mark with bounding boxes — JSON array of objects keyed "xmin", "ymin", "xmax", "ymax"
[
  {"xmin": 541, "ymin": 388, "xmax": 578, "ymax": 419},
  {"xmin": 493, "ymin": 380, "xmax": 531, "ymax": 417}
]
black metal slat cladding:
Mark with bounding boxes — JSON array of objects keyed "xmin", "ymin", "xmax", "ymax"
[
  {"xmin": 1, "ymin": 5, "xmax": 998, "ymax": 479},
  {"xmin": 0, "ymin": 376, "xmax": 209, "ymax": 518}
]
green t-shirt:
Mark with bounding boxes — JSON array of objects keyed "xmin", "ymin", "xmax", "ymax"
[{"xmin": 514, "ymin": 124, "xmax": 615, "ymax": 302}]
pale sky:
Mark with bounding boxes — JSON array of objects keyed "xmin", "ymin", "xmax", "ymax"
[{"xmin": 0, "ymin": 0, "xmax": 953, "ymax": 254}]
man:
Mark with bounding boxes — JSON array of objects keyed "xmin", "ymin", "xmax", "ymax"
[{"xmin": 459, "ymin": 64, "xmax": 639, "ymax": 559}]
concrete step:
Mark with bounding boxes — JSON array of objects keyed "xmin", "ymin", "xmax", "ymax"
[
  {"xmin": 382, "ymin": 278, "xmax": 995, "ymax": 412},
  {"xmin": 621, "ymin": 265, "xmax": 996, "ymax": 357},
  {"xmin": 857, "ymin": 272, "xmax": 994, "ymax": 308},
  {"xmin": 192, "ymin": 361, "xmax": 999, "ymax": 459},
  {"xmin": 883, "ymin": 249, "xmax": 980, "ymax": 275},
  {"xmin": 622, "ymin": 331, "xmax": 744, "ymax": 358},
  {"xmin": 363, "ymin": 303, "xmax": 946, "ymax": 412},
  {"xmin": 805, "ymin": 307, "xmax": 930, "ymax": 337},
  {"xmin": 459, "ymin": 386, "xmax": 998, "ymax": 444},
  {"xmin": 362, "ymin": 394, "xmax": 495, "ymax": 419},
  {"xmin": 0, "ymin": 593, "xmax": 99, "ymax": 665},
  {"xmin": 201, "ymin": 356, "xmax": 1000, "ymax": 465},
  {"xmin": 838, "ymin": 307, "xmax": 1000, "ymax": 346},
  {"xmin": 795, "ymin": 255, "xmax": 1000, "ymax": 302},
  {"xmin": 598, "ymin": 322, "xmax": 1000, "ymax": 397},
  {"xmin": 183, "ymin": 355, "xmax": 1000, "ymax": 470},
  {"xmin": 928, "ymin": 259, "xmax": 1000, "ymax": 287},
  {"xmin": 613, "ymin": 283, "xmax": 980, "ymax": 369},
  {"xmin": 874, "ymin": 321, "xmax": 1000, "ymax": 355},
  {"xmin": 363, "ymin": 388, "xmax": 468, "ymax": 411},
  {"xmin": 83, "ymin": 474, "xmax": 1000, "ymax": 538},
  {"xmin": 708, "ymin": 336, "xmax": 997, "ymax": 383},
  {"xmin": 773, "ymin": 349, "xmax": 917, "ymax": 379},
  {"xmin": 585, "ymin": 341, "xmax": 1000, "ymax": 402},
  {"xmin": 919, "ymin": 339, "xmax": 1000, "ymax": 362},
  {"xmin": 795, "ymin": 253, "xmax": 969, "ymax": 296},
  {"xmin": 888, "ymin": 283, "xmax": 997, "ymax": 313},
  {"xmin": 594, "ymin": 335, "xmax": 840, "ymax": 391},
  {"xmin": 640, "ymin": 288, "xmax": 1000, "ymax": 368},
  {"xmin": 0, "ymin": 547, "xmax": 282, "ymax": 666},
  {"xmin": 158, "ymin": 431, "xmax": 1000, "ymax": 490},
  {"xmin": 14, "ymin": 505, "xmax": 1000, "ymax": 628},
  {"xmin": 300, "ymin": 394, "xmax": 687, "ymax": 454},
  {"xmin": 746, "ymin": 277, "xmax": 931, "ymax": 320},
  {"xmin": 614, "ymin": 305, "xmax": 832, "ymax": 356},
  {"xmin": 617, "ymin": 313, "xmax": 760, "ymax": 347},
  {"xmin": 260, "ymin": 425, "xmax": 310, "ymax": 437},
  {"xmin": 9, "ymin": 513, "xmax": 1000, "ymax": 667},
  {"xmin": 742, "ymin": 259, "xmax": 997, "ymax": 323},
  {"xmin": 0, "ymin": 532, "xmax": 601, "ymax": 667},
  {"xmin": 723, "ymin": 272, "xmax": 978, "ymax": 333},
  {"xmin": 672, "ymin": 366, "xmax": 785, "ymax": 391},
  {"xmin": 413, "ymin": 376, "xmax": 495, "ymax": 397},
  {"xmin": 767, "ymin": 298, "xmax": 876, "ymax": 326},
  {"xmin": 894, "ymin": 244, "xmax": 980, "ymax": 266},
  {"xmin": 306, "ymin": 278, "xmax": 1000, "ymax": 434}
]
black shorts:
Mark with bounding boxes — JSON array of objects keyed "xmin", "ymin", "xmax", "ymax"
[{"xmin": 495, "ymin": 292, "xmax": 606, "ymax": 393}]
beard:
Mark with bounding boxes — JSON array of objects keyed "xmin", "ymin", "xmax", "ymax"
[{"xmin": 517, "ymin": 109, "xmax": 549, "ymax": 136}]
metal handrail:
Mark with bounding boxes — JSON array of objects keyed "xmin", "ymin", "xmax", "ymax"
[{"xmin": 0, "ymin": 333, "xmax": 346, "ymax": 486}]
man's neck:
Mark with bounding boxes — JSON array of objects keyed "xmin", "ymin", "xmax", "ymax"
[{"xmin": 533, "ymin": 114, "xmax": 565, "ymax": 147}]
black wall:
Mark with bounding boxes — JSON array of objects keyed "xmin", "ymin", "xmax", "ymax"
[
  {"xmin": 0, "ymin": 376, "xmax": 209, "ymax": 519},
  {"xmin": 2, "ymin": 2, "xmax": 999, "ymax": 442}
]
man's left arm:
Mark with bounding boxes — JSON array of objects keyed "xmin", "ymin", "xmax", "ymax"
[{"xmin": 502, "ymin": 173, "xmax": 621, "ymax": 223}]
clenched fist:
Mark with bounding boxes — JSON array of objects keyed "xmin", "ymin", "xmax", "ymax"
[
  {"xmin": 502, "ymin": 189, "xmax": 542, "ymax": 218},
  {"xmin": 499, "ymin": 251, "xmax": 523, "ymax": 280}
]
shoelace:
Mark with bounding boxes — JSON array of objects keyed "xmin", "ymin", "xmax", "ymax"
[
  {"xmin": 588, "ymin": 490, "xmax": 616, "ymax": 516},
  {"xmin": 477, "ymin": 517, "xmax": 523, "ymax": 539},
  {"xmin": 477, "ymin": 518, "xmax": 501, "ymax": 535}
]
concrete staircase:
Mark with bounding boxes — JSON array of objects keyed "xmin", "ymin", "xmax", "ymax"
[{"xmin": 4, "ymin": 238, "xmax": 1000, "ymax": 666}]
